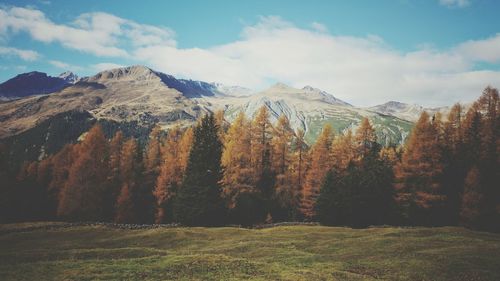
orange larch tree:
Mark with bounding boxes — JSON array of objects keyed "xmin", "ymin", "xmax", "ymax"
[{"xmin": 300, "ymin": 124, "xmax": 333, "ymax": 220}]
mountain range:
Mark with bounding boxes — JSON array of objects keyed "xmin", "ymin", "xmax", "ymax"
[{"xmin": 0, "ymin": 65, "xmax": 450, "ymax": 165}]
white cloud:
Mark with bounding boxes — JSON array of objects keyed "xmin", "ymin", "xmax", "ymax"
[
  {"xmin": 455, "ymin": 34, "xmax": 500, "ymax": 63},
  {"xmin": 311, "ymin": 22, "xmax": 328, "ymax": 33},
  {"xmin": 1, "ymin": 7, "xmax": 499, "ymax": 107},
  {"xmin": 48, "ymin": 60, "xmax": 83, "ymax": 71},
  {"xmin": 0, "ymin": 46, "xmax": 39, "ymax": 61},
  {"xmin": 134, "ymin": 16, "xmax": 500, "ymax": 106},
  {"xmin": 439, "ymin": 0, "xmax": 470, "ymax": 8},
  {"xmin": 91, "ymin": 62, "xmax": 125, "ymax": 72},
  {"xmin": 0, "ymin": 7, "xmax": 175, "ymax": 57}
]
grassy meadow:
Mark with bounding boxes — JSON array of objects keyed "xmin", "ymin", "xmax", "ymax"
[{"xmin": 0, "ymin": 223, "xmax": 499, "ymax": 280}]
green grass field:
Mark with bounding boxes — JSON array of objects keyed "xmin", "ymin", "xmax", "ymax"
[{"xmin": 1, "ymin": 223, "xmax": 499, "ymax": 280}]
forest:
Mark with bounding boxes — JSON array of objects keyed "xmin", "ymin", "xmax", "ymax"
[{"xmin": 0, "ymin": 87, "xmax": 498, "ymax": 232}]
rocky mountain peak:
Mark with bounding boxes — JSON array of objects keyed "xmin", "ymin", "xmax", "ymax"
[
  {"xmin": 88, "ymin": 65, "xmax": 159, "ymax": 82},
  {"xmin": 58, "ymin": 71, "xmax": 80, "ymax": 84},
  {"xmin": 268, "ymin": 82, "xmax": 295, "ymax": 91}
]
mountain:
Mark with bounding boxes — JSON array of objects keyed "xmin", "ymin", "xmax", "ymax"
[
  {"xmin": 368, "ymin": 101, "xmax": 450, "ymax": 122},
  {"xmin": 202, "ymin": 83, "xmax": 412, "ymax": 145},
  {"xmin": 210, "ymin": 83, "xmax": 254, "ymax": 97},
  {"xmin": 0, "ymin": 65, "xmax": 414, "ymax": 166},
  {"xmin": 58, "ymin": 71, "xmax": 80, "ymax": 84},
  {"xmin": 0, "ymin": 65, "xmax": 211, "ymax": 137},
  {"xmin": 0, "ymin": 71, "xmax": 70, "ymax": 99}
]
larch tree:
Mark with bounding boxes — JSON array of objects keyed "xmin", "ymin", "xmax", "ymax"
[
  {"xmin": 355, "ymin": 118, "xmax": 377, "ymax": 159},
  {"xmin": 221, "ymin": 112, "xmax": 254, "ymax": 208},
  {"xmin": 300, "ymin": 124, "xmax": 333, "ymax": 220},
  {"xmin": 105, "ymin": 131, "xmax": 124, "ymax": 220},
  {"xmin": 460, "ymin": 166, "xmax": 483, "ymax": 228},
  {"xmin": 115, "ymin": 138, "xmax": 140, "ymax": 223},
  {"xmin": 475, "ymin": 87, "xmax": 499, "ymax": 231},
  {"xmin": 395, "ymin": 112, "xmax": 446, "ymax": 225},
  {"xmin": 250, "ymin": 106, "xmax": 275, "ymax": 220},
  {"xmin": 154, "ymin": 126, "xmax": 184, "ymax": 224},
  {"xmin": 178, "ymin": 127, "xmax": 194, "ymax": 171},
  {"xmin": 288, "ymin": 129, "xmax": 308, "ymax": 219},
  {"xmin": 144, "ymin": 126, "xmax": 163, "ymax": 175},
  {"xmin": 271, "ymin": 115, "xmax": 295, "ymax": 221},
  {"xmin": 331, "ymin": 129, "xmax": 356, "ymax": 173},
  {"xmin": 57, "ymin": 125, "xmax": 109, "ymax": 221},
  {"xmin": 441, "ymin": 104, "xmax": 467, "ymax": 224},
  {"xmin": 49, "ymin": 144, "xmax": 76, "ymax": 217}
]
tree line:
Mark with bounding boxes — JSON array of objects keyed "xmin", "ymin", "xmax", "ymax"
[{"xmin": 0, "ymin": 87, "xmax": 498, "ymax": 231}]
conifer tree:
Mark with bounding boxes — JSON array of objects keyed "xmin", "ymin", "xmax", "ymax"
[
  {"xmin": 475, "ymin": 87, "xmax": 499, "ymax": 231},
  {"xmin": 300, "ymin": 124, "xmax": 333, "ymax": 220},
  {"xmin": 144, "ymin": 126, "xmax": 162, "ymax": 175},
  {"xmin": 395, "ymin": 112, "xmax": 446, "ymax": 225},
  {"xmin": 57, "ymin": 125, "xmax": 109, "ymax": 221},
  {"xmin": 173, "ymin": 114, "xmax": 226, "ymax": 226},
  {"xmin": 153, "ymin": 126, "xmax": 191, "ymax": 223},
  {"xmin": 250, "ymin": 106, "xmax": 275, "ymax": 220},
  {"xmin": 355, "ymin": 118, "xmax": 377, "ymax": 159},
  {"xmin": 270, "ymin": 115, "xmax": 295, "ymax": 220},
  {"xmin": 221, "ymin": 112, "xmax": 253, "ymax": 207},
  {"xmin": 49, "ymin": 144, "xmax": 75, "ymax": 217},
  {"xmin": 115, "ymin": 138, "xmax": 141, "ymax": 223},
  {"xmin": 331, "ymin": 129, "xmax": 356, "ymax": 173},
  {"xmin": 105, "ymin": 131, "xmax": 124, "ymax": 220},
  {"xmin": 288, "ymin": 129, "xmax": 308, "ymax": 219},
  {"xmin": 441, "ymin": 104, "xmax": 467, "ymax": 224},
  {"xmin": 251, "ymin": 106, "xmax": 274, "ymax": 185},
  {"xmin": 460, "ymin": 166, "xmax": 482, "ymax": 228}
]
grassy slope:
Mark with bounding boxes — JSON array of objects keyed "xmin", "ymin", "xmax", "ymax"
[{"xmin": 1, "ymin": 223, "xmax": 499, "ymax": 281}]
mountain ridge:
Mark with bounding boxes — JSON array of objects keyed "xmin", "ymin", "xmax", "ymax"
[{"xmin": 0, "ymin": 65, "xmax": 412, "ymax": 154}]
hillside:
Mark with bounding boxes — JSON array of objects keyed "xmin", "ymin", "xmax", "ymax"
[{"xmin": 1, "ymin": 223, "xmax": 499, "ymax": 280}]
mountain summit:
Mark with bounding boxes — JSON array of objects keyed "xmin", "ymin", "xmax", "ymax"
[{"xmin": 58, "ymin": 71, "xmax": 80, "ymax": 84}]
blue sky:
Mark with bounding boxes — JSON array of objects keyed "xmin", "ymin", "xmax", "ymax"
[{"xmin": 0, "ymin": 0, "xmax": 499, "ymax": 106}]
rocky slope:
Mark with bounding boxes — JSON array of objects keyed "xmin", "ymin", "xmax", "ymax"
[{"xmin": 202, "ymin": 83, "xmax": 412, "ymax": 145}]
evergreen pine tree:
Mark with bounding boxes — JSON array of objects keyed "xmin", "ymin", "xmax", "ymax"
[{"xmin": 173, "ymin": 114, "xmax": 226, "ymax": 226}]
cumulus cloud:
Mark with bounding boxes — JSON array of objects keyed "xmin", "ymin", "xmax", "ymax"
[
  {"xmin": 48, "ymin": 60, "xmax": 83, "ymax": 71},
  {"xmin": 0, "ymin": 6, "xmax": 175, "ymax": 57},
  {"xmin": 439, "ymin": 0, "xmax": 470, "ymax": 8},
  {"xmin": 455, "ymin": 34, "xmax": 500, "ymax": 63},
  {"xmin": 91, "ymin": 62, "xmax": 125, "ymax": 72},
  {"xmin": 0, "ymin": 46, "xmax": 39, "ymax": 61},
  {"xmin": 134, "ymin": 16, "xmax": 500, "ymax": 106}
]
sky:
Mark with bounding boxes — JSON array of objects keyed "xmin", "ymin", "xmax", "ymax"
[{"xmin": 0, "ymin": 0, "xmax": 499, "ymax": 106}]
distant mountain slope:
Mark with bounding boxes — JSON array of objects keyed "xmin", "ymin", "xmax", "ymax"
[
  {"xmin": 368, "ymin": 101, "xmax": 450, "ymax": 122},
  {"xmin": 0, "ymin": 71, "xmax": 70, "ymax": 99},
  {"xmin": 202, "ymin": 83, "xmax": 412, "ymax": 145}
]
